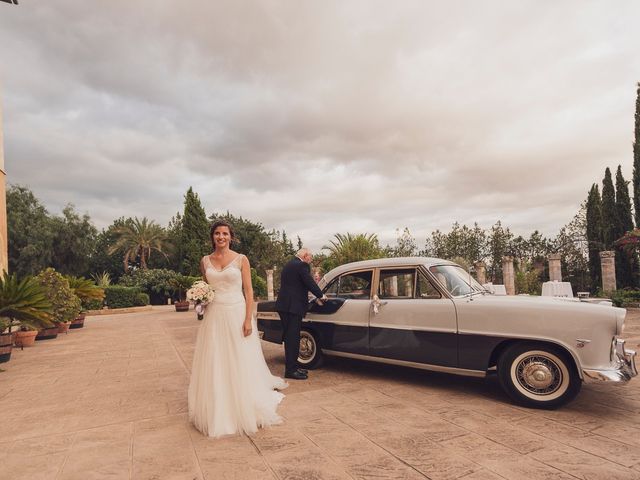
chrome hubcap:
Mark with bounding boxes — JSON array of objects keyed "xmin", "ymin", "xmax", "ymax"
[
  {"xmin": 299, "ymin": 332, "xmax": 315, "ymax": 362},
  {"xmin": 516, "ymin": 355, "xmax": 561, "ymax": 394}
]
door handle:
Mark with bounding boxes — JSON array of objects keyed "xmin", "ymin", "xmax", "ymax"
[{"xmin": 372, "ymin": 295, "xmax": 388, "ymax": 314}]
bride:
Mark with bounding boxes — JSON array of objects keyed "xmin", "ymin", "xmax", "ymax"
[{"xmin": 188, "ymin": 220, "xmax": 287, "ymax": 437}]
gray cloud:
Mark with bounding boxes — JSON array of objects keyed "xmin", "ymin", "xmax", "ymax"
[{"xmin": 1, "ymin": 1, "xmax": 640, "ymax": 252}]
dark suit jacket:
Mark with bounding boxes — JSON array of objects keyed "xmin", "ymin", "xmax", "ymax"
[{"xmin": 275, "ymin": 257, "xmax": 324, "ymax": 316}]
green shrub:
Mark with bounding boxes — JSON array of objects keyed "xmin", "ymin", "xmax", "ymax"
[
  {"xmin": 104, "ymin": 286, "xmax": 148, "ymax": 309},
  {"xmin": 610, "ymin": 289, "xmax": 640, "ymax": 307},
  {"xmin": 35, "ymin": 268, "xmax": 82, "ymax": 323},
  {"xmin": 135, "ymin": 292, "xmax": 150, "ymax": 306},
  {"xmin": 119, "ymin": 268, "xmax": 179, "ymax": 304},
  {"xmin": 84, "ymin": 298, "xmax": 104, "ymax": 310},
  {"xmin": 251, "ymin": 268, "xmax": 267, "ymax": 299}
]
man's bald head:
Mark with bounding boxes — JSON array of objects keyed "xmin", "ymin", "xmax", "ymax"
[{"xmin": 297, "ymin": 248, "xmax": 313, "ymax": 264}]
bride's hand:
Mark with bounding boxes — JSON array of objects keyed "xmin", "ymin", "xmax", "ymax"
[{"xmin": 242, "ymin": 321, "xmax": 252, "ymax": 337}]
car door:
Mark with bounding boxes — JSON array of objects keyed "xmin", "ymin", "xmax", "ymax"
[
  {"xmin": 305, "ymin": 269, "xmax": 373, "ymax": 355},
  {"xmin": 368, "ymin": 267, "xmax": 458, "ymax": 367}
]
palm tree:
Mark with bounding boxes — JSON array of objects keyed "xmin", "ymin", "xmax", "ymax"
[
  {"xmin": 323, "ymin": 233, "xmax": 383, "ymax": 266},
  {"xmin": 108, "ymin": 217, "xmax": 170, "ymax": 272},
  {"xmin": 0, "ymin": 273, "xmax": 53, "ymax": 333},
  {"xmin": 65, "ymin": 276, "xmax": 106, "ymax": 308}
]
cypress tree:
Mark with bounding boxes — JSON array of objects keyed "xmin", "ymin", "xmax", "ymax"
[
  {"xmin": 586, "ymin": 184, "xmax": 603, "ymax": 292},
  {"xmin": 633, "ymin": 83, "xmax": 640, "ymax": 226},
  {"xmin": 615, "ymin": 166, "xmax": 636, "ymax": 287},
  {"xmin": 616, "ymin": 165, "xmax": 634, "ymax": 234},
  {"xmin": 180, "ymin": 187, "xmax": 210, "ymax": 276},
  {"xmin": 601, "ymin": 168, "xmax": 617, "ymax": 248}
]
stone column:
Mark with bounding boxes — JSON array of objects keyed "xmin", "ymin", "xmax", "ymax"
[
  {"xmin": 502, "ymin": 256, "xmax": 515, "ymax": 295},
  {"xmin": 0, "ymin": 98, "xmax": 7, "ymax": 274},
  {"xmin": 600, "ymin": 251, "xmax": 616, "ymax": 292},
  {"xmin": 474, "ymin": 261, "xmax": 487, "ymax": 285},
  {"xmin": 548, "ymin": 253, "xmax": 562, "ymax": 282},
  {"xmin": 266, "ymin": 269, "xmax": 275, "ymax": 301}
]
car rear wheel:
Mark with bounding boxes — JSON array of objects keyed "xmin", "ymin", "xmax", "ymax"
[
  {"xmin": 298, "ymin": 329, "xmax": 323, "ymax": 369},
  {"xmin": 498, "ymin": 342, "xmax": 581, "ymax": 409}
]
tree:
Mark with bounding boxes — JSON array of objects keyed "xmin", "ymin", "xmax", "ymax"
[
  {"xmin": 323, "ymin": 233, "xmax": 383, "ymax": 268},
  {"xmin": 633, "ymin": 83, "xmax": 640, "ymax": 227},
  {"xmin": 179, "ymin": 187, "xmax": 210, "ymax": 276},
  {"xmin": 585, "ymin": 184, "xmax": 603, "ymax": 292},
  {"xmin": 601, "ymin": 167, "xmax": 617, "ymax": 248},
  {"xmin": 553, "ymin": 202, "xmax": 590, "ymax": 293},
  {"xmin": 6, "ymin": 185, "xmax": 55, "ymax": 277},
  {"xmin": 615, "ymin": 165, "xmax": 636, "ymax": 287},
  {"xmin": 88, "ymin": 217, "xmax": 135, "ymax": 282},
  {"xmin": 108, "ymin": 217, "xmax": 169, "ymax": 272},
  {"xmin": 50, "ymin": 205, "xmax": 98, "ymax": 277},
  {"xmin": 387, "ymin": 227, "xmax": 417, "ymax": 257},
  {"xmin": 487, "ymin": 221, "xmax": 513, "ymax": 283}
]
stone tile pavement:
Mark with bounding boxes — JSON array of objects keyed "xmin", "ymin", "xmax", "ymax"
[{"xmin": 2, "ymin": 305, "xmax": 640, "ymax": 479}]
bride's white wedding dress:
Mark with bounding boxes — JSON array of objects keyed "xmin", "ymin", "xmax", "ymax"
[{"xmin": 188, "ymin": 254, "xmax": 287, "ymax": 437}]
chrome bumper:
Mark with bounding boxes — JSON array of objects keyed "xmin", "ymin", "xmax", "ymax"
[{"xmin": 583, "ymin": 339, "xmax": 637, "ymax": 383}]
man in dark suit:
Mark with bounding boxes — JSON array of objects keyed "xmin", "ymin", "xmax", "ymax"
[{"xmin": 275, "ymin": 248, "xmax": 327, "ymax": 380}]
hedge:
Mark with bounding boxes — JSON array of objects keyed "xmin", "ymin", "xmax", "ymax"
[{"xmin": 104, "ymin": 286, "xmax": 150, "ymax": 309}]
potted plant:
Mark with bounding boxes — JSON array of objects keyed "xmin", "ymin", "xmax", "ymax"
[
  {"xmin": 34, "ymin": 268, "xmax": 81, "ymax": 340},
  {"xmin": 0, "ymin": 273, "xmax": 53, "ymax": 359},
  {"xmin": 170, "ymin": 275, "xmax": 199, "ymax": 312},
  {"xmin": 66, "ymin": 276, "xmax": 105, "ymax": 329}
]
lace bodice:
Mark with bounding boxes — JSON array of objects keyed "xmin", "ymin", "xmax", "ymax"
[{"xmin": 204, "ymin": 254, "xmax": 244, "ymax": 304}]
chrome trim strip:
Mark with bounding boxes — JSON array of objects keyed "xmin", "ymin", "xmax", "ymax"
[
  {"xmin": 304, "ymin": 319, "xmax": 366, "ymax": 328},
  {"xmin": 321, "ymin": 349, "xmax": 486, "ymax": 378},
  {"xmin": 256, "ymin": 312, "xmax": 280, "ymax": 320}
]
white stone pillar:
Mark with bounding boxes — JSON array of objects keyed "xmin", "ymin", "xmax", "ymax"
[
  {"xmin": 548, "ymin": 253, "xmax": 562, "ymax": 282},
  {"xmin": 474, "ymin": 261, "xmax": 487, "ymax": 285},
  {"xmin": 0, "ymin": 95, "xmax": 7, "ymax": 273},
  {"xmin": 266, "ymin": 269, "xmax": 275, "ymax": 301},
  {"xmin": 600, "ymin": 251, "xmax": 616, "ymax": 293},
  {"xmin": 502, "ymin": 256, "xmax": 515, "ymax": 295}
]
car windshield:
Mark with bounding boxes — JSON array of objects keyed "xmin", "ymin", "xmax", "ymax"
[{"xmin": 429, "ymin": 264, "xmax": 484, "ymax": 297}]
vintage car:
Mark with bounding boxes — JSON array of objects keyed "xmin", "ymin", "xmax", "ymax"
[{"xmin": 257, "ymin": 257, "xmax": 637, "ymax": 408}]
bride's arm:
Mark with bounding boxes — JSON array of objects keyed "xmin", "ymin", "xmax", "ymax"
[
  {"xmin": 240, "ymin": 255, "xmax": 254, "ymax": 337},
  {"xmin": 200, "ymin": 257, "xmax": 207, "ymax": 281}
]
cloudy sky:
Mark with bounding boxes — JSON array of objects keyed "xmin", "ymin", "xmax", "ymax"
[{"xmin": 1, "ymin": 1, "xmax": 639, "ymax": 251}]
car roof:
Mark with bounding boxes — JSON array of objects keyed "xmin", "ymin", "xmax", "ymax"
[{"xmin": 323, "ymin": 256, "xmax": 458, "ymax": 282}]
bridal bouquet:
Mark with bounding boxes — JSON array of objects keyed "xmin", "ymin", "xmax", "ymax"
[{"xmin": 186, "ymin": 281, "xmax": 215, "ymax": 320}]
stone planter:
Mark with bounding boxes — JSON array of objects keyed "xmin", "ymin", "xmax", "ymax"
[
  {"xmin": 70, "ymin": 312, "xmax": 86, "ymax": 329},
  {"xmin": 36, "ymin": 326, "xmax": 59, "ymax": 341},
  {"xmin": 13, "ymin": 330, "xmax": 38, "ymax": 348},
  {"xmin": 174, "ymin": 301, "xmax": 190, "ymax": 312},
  {"xmin": 0, "ymin": 332, "xmax": 12, "ymax": 363},
  {"xmin": 57, "ymin": 322, "xmax": 71, "ymax": 334}
]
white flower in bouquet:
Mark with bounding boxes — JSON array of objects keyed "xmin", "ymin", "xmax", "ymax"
[{"xmin": 186, "ymin": 281, "xmax": 215, "ymax": 320}]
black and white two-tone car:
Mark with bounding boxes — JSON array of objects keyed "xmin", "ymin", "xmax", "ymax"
[{"xmin": 257, "ymin": 257, "xmax": 637, "ymax": 408}]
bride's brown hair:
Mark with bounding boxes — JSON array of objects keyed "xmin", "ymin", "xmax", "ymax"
[{"xmin": 209, "ymin": 220, "xmax": 238, "ymax": 250}]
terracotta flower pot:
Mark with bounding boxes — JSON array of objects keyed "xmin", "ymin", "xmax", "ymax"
[
  {"xmin": 70, "ymin": 313, "xmax": 86, "ymax": 329},
  {"xmin": 57, "ymin": 322, "xmax": 71, "ymax": 334},
  {"xmin": 36, "ymin": 326, "xmax": 59, "ymax": 341},
  {"xmin": 174, "ymin": 301, "xmax": 190, "ymax": 312},
  {"xmin": 13, "ymin": 330, "xmax": 38, "ymax": 348},
  {"xmin": 0, "ymin": 332, "xmax": 12, "ymax": 363}
]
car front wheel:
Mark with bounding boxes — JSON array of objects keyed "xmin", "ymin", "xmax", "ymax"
[
  {"xmin": 298, "ymin": 329, "xmax": 323, "ymax": 369},
  {"xmin": 498, "ymin": 342, "xmax": 581, "ymax": 409}
]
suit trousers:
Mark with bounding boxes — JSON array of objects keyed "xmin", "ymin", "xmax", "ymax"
[{"xmin": 277, "ymin": 311, "xmax": 303, "ymax": 375}]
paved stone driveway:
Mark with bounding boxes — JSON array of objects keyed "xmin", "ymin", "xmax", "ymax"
[{"xmin": 2, "ymin": 305, "xmax": 640, "ymax": 479}]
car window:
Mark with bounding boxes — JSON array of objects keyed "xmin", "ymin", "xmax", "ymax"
[
  {"xmin": 324, "ymin": 278, "xmax": 339, "ymax": 297},
  {"xmin": 378, "ymin": 269, "xmax": 415, "ymax": 299},
  {"xmin": 416, "ymin": 272, "xmax": 442, "ymax": 299},
  {"xmin": 329, "ymin": 270, "xmax": 373, "ymax": 299},
  {"xmin": 429, "ymin": 264, "xmax": 482, "ymax": 297}
]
